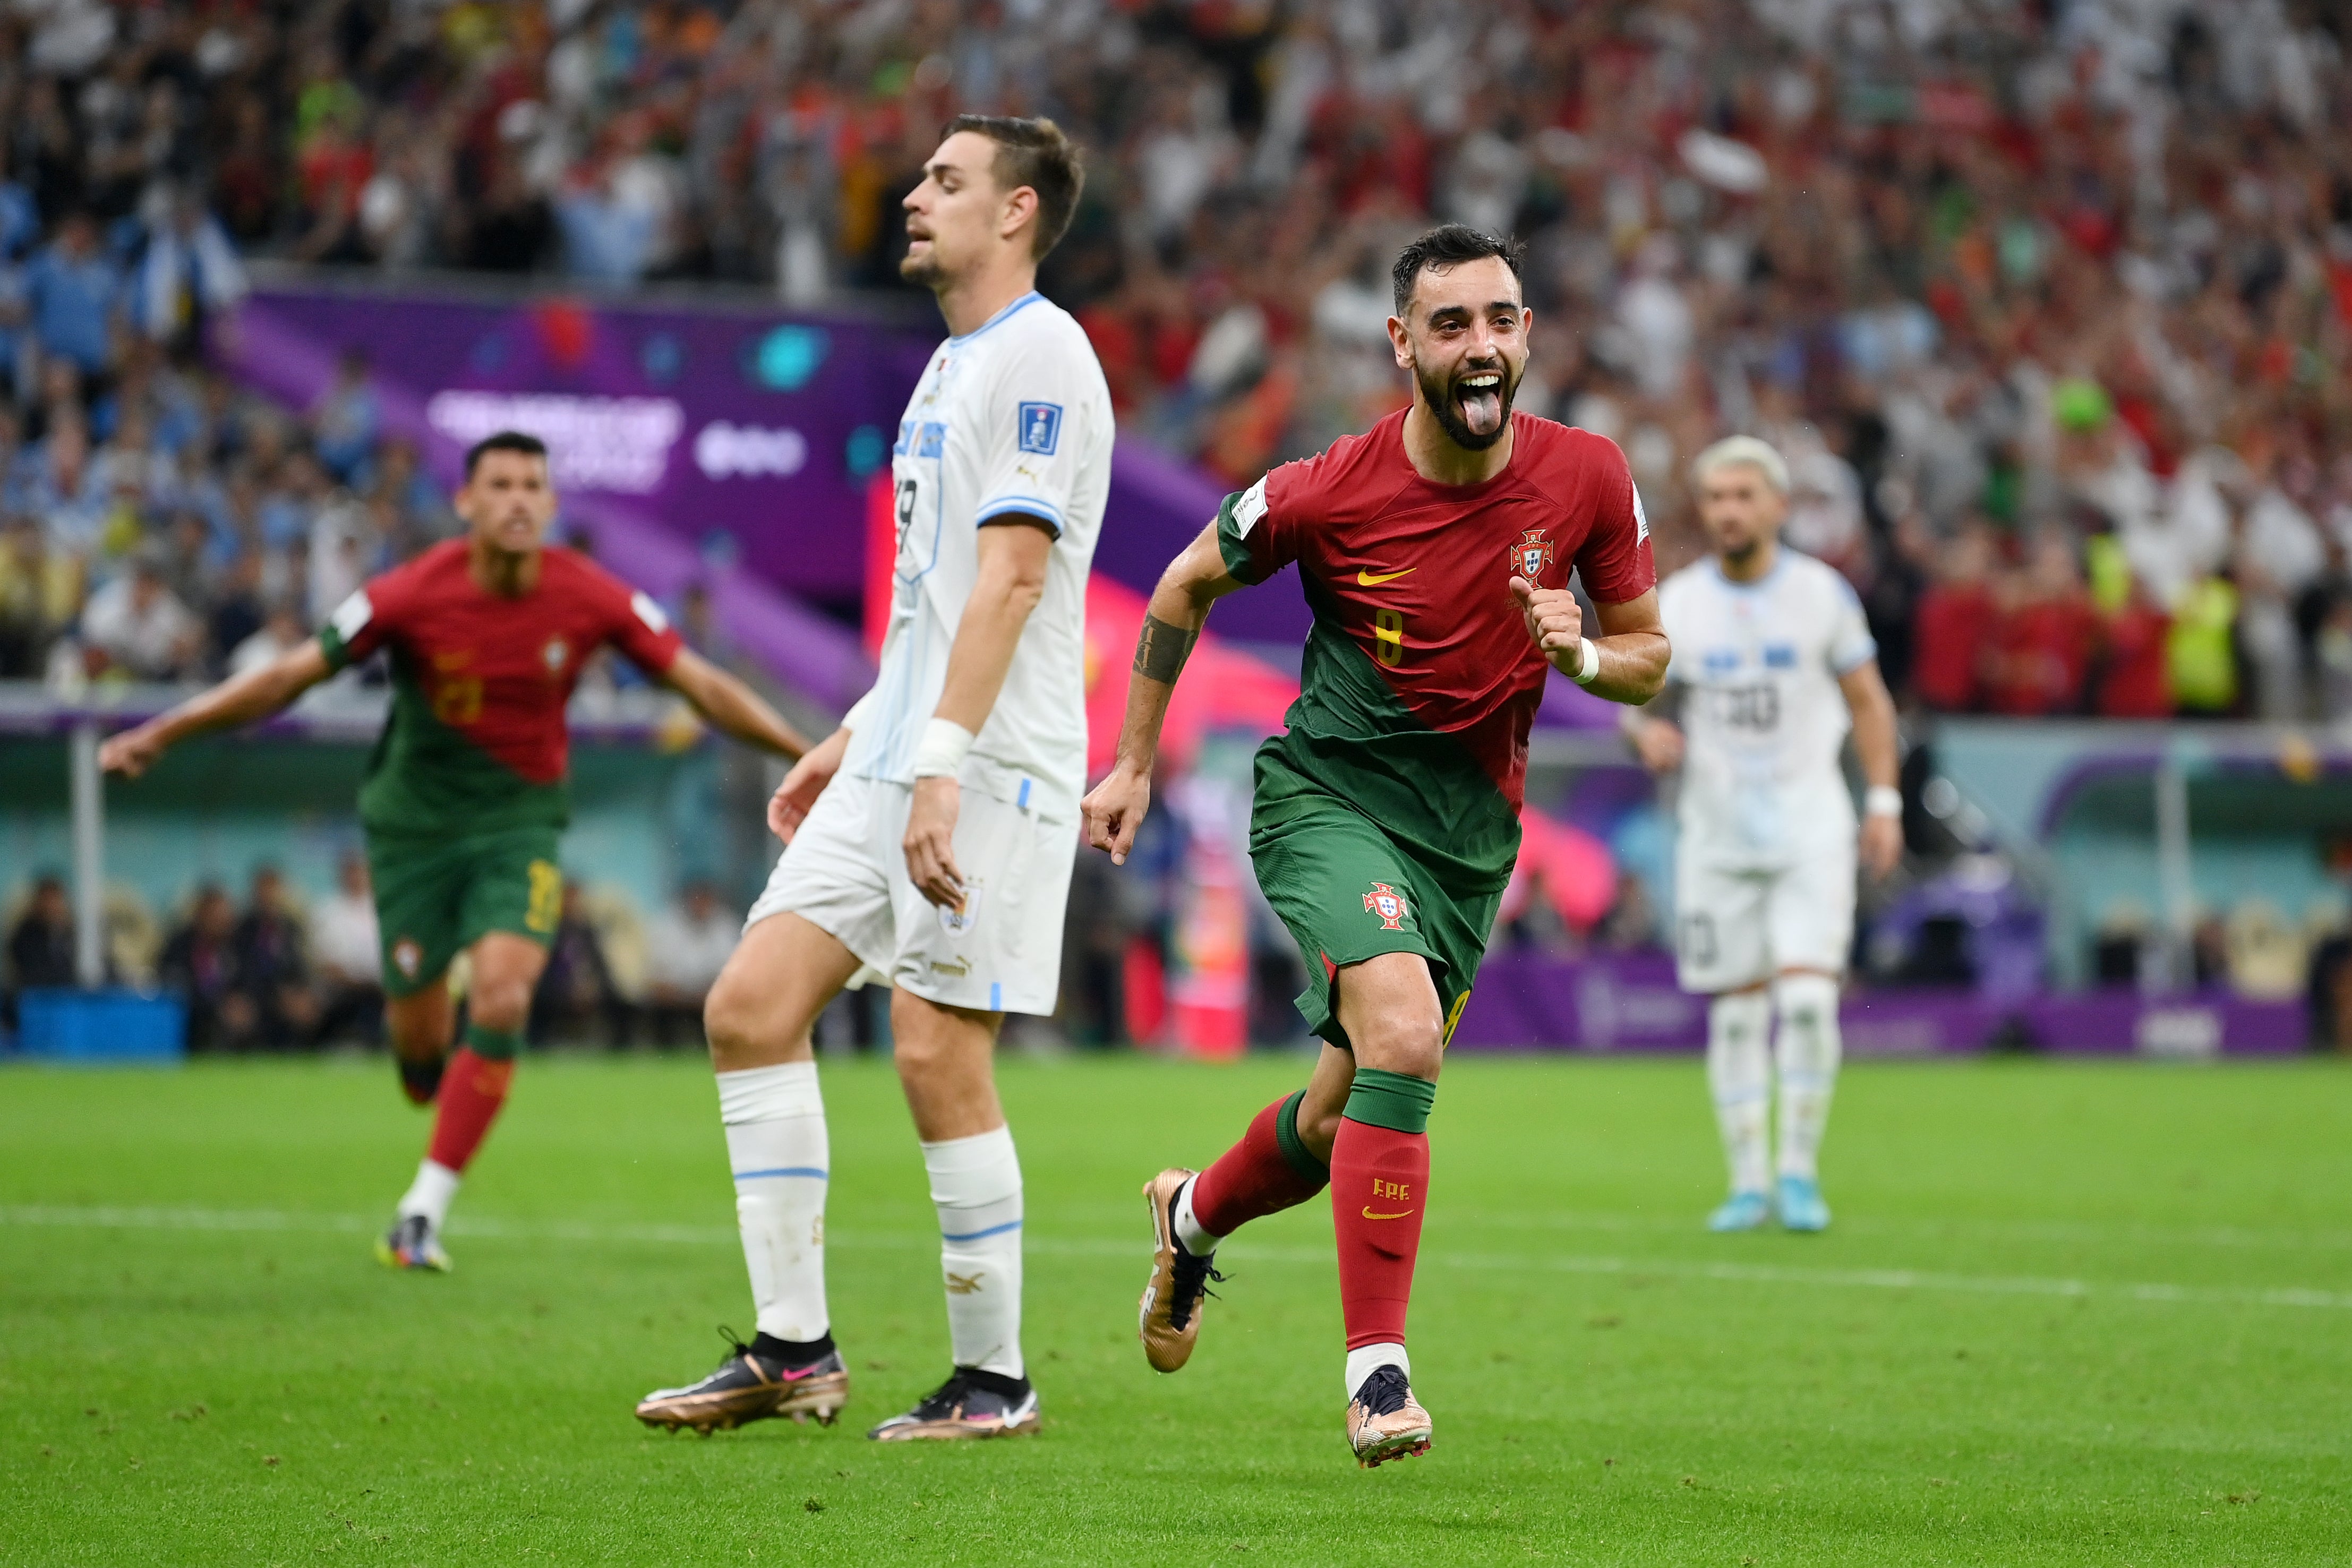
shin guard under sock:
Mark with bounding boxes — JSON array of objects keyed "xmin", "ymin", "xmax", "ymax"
[{"xmin": 1330, "ymin": 1069, "xmax": 1434, "ymax": 1356}]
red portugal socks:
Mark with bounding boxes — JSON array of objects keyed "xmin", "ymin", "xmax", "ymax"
[
  {"xmin": 1330, "ymin": 1069, "xmax": 1435, "ymax": 1367},
  {"xmin": 425, "ymin": 1033, "xmax": 517, "ymax": 1175},
  {"xmin": 1190, "ymin": 1091, "xmax": 1331, "ymax": 1239}
]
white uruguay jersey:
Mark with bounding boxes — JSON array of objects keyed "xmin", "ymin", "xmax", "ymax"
[
  {"xmin": 842, "ymin": 291, "xmax": 1114, "ymax": 818},
  {"xmin": 1658, "ymin": 549, "xmax": 1877, "ymax": 867}
]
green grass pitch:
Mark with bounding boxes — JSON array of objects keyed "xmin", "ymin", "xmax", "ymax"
[{"xmin": 3, "ymin": 1053, "xmax": 2348, "ymax": 1565}]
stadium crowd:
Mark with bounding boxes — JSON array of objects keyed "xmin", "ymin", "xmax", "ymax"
[{"xmin": 6, "ymin": 0, "xmax": 2351, "ymax": 721}]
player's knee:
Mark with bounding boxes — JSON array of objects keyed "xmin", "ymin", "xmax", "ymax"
[
  {"xmin": 702, "ymin": 973, "xmax": 759, "ymax": 1058},
  {"xmin": 468, "ymin": 978, "xmax": 533, "ymax": 1034},
  {"xmin": 1352, "ymin": 1016, "xmax": 1443, "ymax": 1082}
]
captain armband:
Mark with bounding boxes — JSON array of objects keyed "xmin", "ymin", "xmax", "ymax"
[{"xmin": 1132, "ymin": 614, "xmax": 1201, "ymax": 685}]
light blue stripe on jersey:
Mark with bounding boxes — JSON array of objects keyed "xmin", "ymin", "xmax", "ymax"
[
  {"xmin": 949, "ymin": 291, "xmax": 1043, "ymax": 342},
  {"xmin": 1017, "ymin": 778, "xmax": 1031, "ymax": 810},
  {"xmin": 733, "ymin": 1167, "xmax": 828, "ymax": 1181},
  {"xmin": 990, "ymin": 982, "xmax": 1002, "ymax": 1012},
  {"xmin": 941, "ymin": 1218, "xmax": 1023, "ymax": 1243}
]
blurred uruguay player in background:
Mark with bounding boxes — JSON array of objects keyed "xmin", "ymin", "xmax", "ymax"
[{"xmin": 1628, "ymin": 437, "xmax": 1903, "ymax": 1233}]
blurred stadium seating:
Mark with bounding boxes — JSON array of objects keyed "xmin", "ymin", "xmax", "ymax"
[{"xmin": 2, "ymin": 1, "xmax": 2350, "ymax": 1053}]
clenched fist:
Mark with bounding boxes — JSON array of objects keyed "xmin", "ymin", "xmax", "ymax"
[{"xmin": 1509, "ymin": 575, "xmax": 1587, "ymax": 674}]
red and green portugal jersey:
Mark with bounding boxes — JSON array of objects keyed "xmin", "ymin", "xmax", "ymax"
[
  {"xmin": 1217, "ymin": 408, "xmax": 1655, "ymax": 892},
  {"xmin": 317, "ymin": 539, "xmax": 685, "ymax": 837}
]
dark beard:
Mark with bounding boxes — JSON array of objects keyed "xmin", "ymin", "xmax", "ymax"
[
  {"xmin": 1413, "ymin": 359, "xmax": 1519, "ymax": 452},
  {"xmin": 899, "ymin": 249, "xmax": 944, "ymax": 290}
]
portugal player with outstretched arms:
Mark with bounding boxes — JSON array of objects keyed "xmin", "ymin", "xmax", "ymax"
[
  {"xmin": 1081, "ymin": 226, "xmax": 1669, "ymax": 1467},
  {"xmin": 101, "ymin": 431, "xmax": 812, "ymax": 1270}
]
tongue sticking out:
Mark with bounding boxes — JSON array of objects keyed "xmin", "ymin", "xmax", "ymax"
[{"xmin": 1456, "ymin": 378, "xmax": 1504, "ymax": 437}]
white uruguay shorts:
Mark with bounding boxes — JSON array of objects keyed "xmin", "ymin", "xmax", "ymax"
[
  {"xmin": 745, "ymin": 769, "xmax": 1076, "ymax": 1016},
  {"xmin": 1673, "ymin": 843, "xmax": 1857, "ymax": 993}
]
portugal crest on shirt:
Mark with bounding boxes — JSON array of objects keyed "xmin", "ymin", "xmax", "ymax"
[
  {"xmin": 1363, "ymin": 882, "xmax": 1409, "ymax": 931},
  {"xmin": 1512, "ymin": 529, "xmax": 1556, "ymax": 580},
  {"xmin": 542, "ymin": 637, "xmax": 569, "ymax": 675}
]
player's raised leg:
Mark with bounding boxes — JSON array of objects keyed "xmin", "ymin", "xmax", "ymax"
[
  {"xmin": 380, "ymin": 932, "xmax": 544, "ymax": 1272},
  {"xmin": 1704, "ymin": 985, "xmax": 1774, "ymax": 1232},
  {"xmin": 1325, "ymin": 952, "xmax": 1441, "ymax": 1468},
  {"xmin": 865, "ymin": 987, "xmax": 1039, "ymax": 1440},
  {"xmin": 636, "ymin": 910, "xmax": 858, "ymax": 1433},
  {"xmin": 1139, "ymin": 1046, "xmax": 1345, "ymax": 1372},
  {"xmin": 1771, "ymin": 970, "xmax": 1842, "ymax": 1232}
]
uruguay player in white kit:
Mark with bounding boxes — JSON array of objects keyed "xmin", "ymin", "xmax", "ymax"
[
  {"xmin": 636, "ymin": 117, "xmax": 1111, "ymax": 1441},
  {"xmin": 1629, "ymin": 438, "xmax": 1902, "ymax": 1233}
]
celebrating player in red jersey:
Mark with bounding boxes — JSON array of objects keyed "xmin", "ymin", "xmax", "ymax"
[
  {"xmin": 1082, "ymin": 227, "xmax": 1670, "ymax": 1466},
  {"xmin": 102, "ymin": 432, "xmax": 811, "ymax": 1270}
]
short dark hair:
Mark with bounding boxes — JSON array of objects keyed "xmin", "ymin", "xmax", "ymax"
[
  {"xmin": 464, "ymin": 430, "xmax": 549, "ymax": 478},
  {"xmin": 1391, "ymin": 224, "xmax": 1527, "ymax": 316},
  {"xmin": 942, "ymin": 114, "xmax": 1085, "ymax": 259}
]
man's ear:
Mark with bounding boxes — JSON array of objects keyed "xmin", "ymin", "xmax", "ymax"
[
  {"xmin": 999, "ymin": 184, "xmax": 1040, "ymax": 244},
  {"xmin": 1387, "ymin": 314, "xmax": 1411, "ymax": 370}
]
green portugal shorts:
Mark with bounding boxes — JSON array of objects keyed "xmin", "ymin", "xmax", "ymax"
[
  {"xmin": 1246, "ymin": 757, "xmax": 1504, "ymax": 1052},
  {"xmin": 365, "ymin": 824, "xmax": 565, "ymax": 997}
]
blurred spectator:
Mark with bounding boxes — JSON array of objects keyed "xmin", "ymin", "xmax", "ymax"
[
  {"xmin": 1983, "ymin": 536, "xmax": 2098, "ymax": 717},
  {"xmin": 1912, "ymin": 530, "xmax": 1998, "ymax": 713},
  {"xmin": 309, "ymin": 348, "xmax": 379, "ymax": 483},
  {"xmin": 78, "ymin": 547, "xmax": 201, "ymax": 681},
  {"xmin": 158, "ymin": 884, "xmax": 252, "ymax": 1052},
  {"xmin": 6, "ymin": 873, "xmax": 78, "ymax": 995},
  {"xmin": 640, "ymin": 881, "xmax": 738, "ymax": 1047},
  {"xmin": 233, "ymin": 865, "xmax": 319, "ymax": 1050},
  {"xmin": 310, "ymin": 851, "xmax": 383, "ymax": 1047},
  {"xmin": 24, "ymin": 210, "xmax": 118, "ymax": 379},
  {"xmin": 531, "ymin": 881, "xmax": 624, "ymax": 1047}
]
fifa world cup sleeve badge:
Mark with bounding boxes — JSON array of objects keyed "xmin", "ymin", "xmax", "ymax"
[
  {"xmin": 1363, "ymin": 882, "xmax": 1410, "ymax": 931},
  {"xmin": 1512, "ymin": 529, "xmax": 1556, "ymax": 580}
]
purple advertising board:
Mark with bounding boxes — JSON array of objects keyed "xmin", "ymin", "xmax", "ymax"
[
  {"xmin": 1451, "ymin": 951, "xmax": 2310, "ymax": 1057},
  {"xmin": 219, "ymin": 283, "xmax": 937, "ymax": 602}
]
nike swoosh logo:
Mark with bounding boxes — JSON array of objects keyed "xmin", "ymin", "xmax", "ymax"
[
  {"xmin": 1362, "ymin": 1208, "xmax": 1415, "ymax": 1220},
  {"xmin": 1356, "ymin": 569, "xmax": 1416, "ymax": 586}
]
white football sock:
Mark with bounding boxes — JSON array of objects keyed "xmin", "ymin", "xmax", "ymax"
[
  {"xmin": 1772, "ymin": 973, "xmax": 1843, "ymax": 1181},
  {"xmin": 396, "ymin": 1159, "xmax": 460, "ymax": 1230},
  {"xmin": 1345, "ymin": 1342, "xmax": 1410, "ymax": 1400},
  {"xmin": 1173, "ymin": 1175, "xmax": 1222, "ymax": 1256},
  {"xmin": 1707, "ymin": 990, "xmax": 1773, "ymax": 1195},
  {"xmin": 719, "ymin": 1061, "xmax": 831, "ymax": 1343},
  {"xmin": 923, "ymin": 1126, "xmax": 1025, "ymax": 1380}
]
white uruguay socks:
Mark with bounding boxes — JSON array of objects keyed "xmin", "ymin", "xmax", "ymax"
[
  {"xmin": 1706, "ymin": 990, "xmax": 1773, "ymax": 1195},
  {"xmin": 718, "ymin": 1062, "xmax": 831, "ymax": 1343},
  {"xmin": 396, "ymin": 1159, "xmax": 460, "ymax": 1230},
  {"xmin": 923, "ymin": 1126, "xmax": 1025, "ymax": 1380},
  {"xmin": 1772, "ymin": 973, "xmax": 1844, "ymax": 1180}
]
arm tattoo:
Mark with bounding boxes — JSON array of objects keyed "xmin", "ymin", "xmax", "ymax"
[{"xmin": 1132, "ymin": 613, "xmax": 1200, "ymax": 684}]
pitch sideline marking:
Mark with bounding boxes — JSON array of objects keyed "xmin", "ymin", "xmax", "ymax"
[{"xmin": 4, "ymin": 1203, "xmax": 2350, "ymax": 1314}]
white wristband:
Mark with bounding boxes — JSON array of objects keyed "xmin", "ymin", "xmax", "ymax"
[
  {"xmin": 910, "ymin": 717, "xmax": 974, "ymax": 779},
  {"xmin": 1570, "ymin": 637, "xmax": 1602, "ymax": 687},
  {"xmin": 1865, "ymin": 785, "xmax": 1903, "ymax": 818}
]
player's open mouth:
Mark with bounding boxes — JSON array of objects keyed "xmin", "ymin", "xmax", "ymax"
[{"xmin": 1454, "ymin": 371, "xmax": 1506, "ymax": 437}]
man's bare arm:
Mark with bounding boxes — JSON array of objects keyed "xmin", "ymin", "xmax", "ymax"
[
  {"xmin": 902, "ymin": 518, "xmax": 1056, "ymax": 908},
  {"xmin": 661, "ymin": 646, "xmax": 811, "ymax": 760},
  {"xmin": 98, "ymin": 641, "xmax": 335, "ymax": 778},
  {"xmin": 1081, "ymin": 521, "xmax": 1246, "ymax": 863},
  {"xmin": 1838, "ymin": 657, "xmax": 1904, "ymax": 877}
]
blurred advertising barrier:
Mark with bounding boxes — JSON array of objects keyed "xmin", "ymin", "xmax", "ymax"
[
  {"xmin": 1450, "ymin": 950, "xmax": 2307, "ymax": 1056},
  {"xmin": 13, "ymin": 989, "xmax": 186, "ymax": 1063}
]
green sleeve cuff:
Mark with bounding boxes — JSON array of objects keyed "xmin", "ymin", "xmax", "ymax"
[
  {"xmin": 317, "ymin": 627, "xmax": 352, "ymax": 673},
  {"xmin": 1343, "ymin": 1068, "xmax": 1436, "ymax": 1135},
  {"xmin": 1214, "ymin": 492, "xmax": 1269, "ymax": 586}
]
